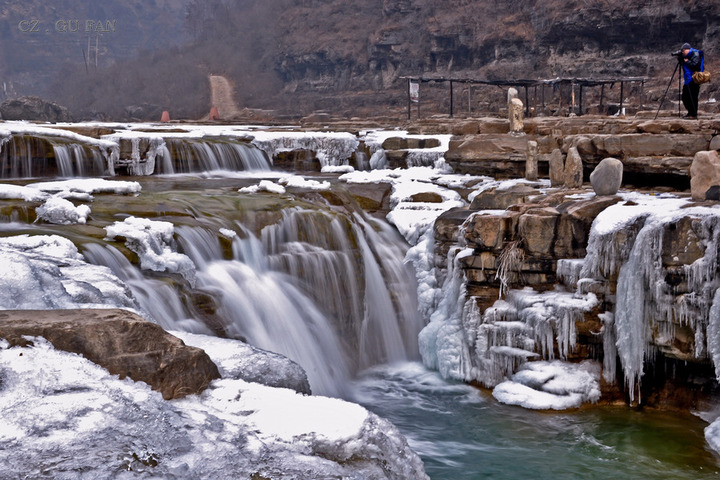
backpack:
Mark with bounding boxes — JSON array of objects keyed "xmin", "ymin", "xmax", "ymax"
[{"xmin": 693, "ymin": 50, "xmax": 711, "ymax": 84}]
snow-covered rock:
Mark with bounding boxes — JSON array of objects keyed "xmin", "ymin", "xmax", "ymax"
[
  {"xmin": 0, "ymin": 338, "xmax": 429, "ymax": 479},
  {"xmin": 492, "ymin": 360, "xmax": 601, "ymax": 410}
]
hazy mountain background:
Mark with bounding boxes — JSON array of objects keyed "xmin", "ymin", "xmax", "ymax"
[{"xmin": 2, "ymin": 0, "xmax": 719, "ymax": 120}]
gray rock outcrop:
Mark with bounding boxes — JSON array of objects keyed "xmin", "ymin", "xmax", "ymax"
[
  {"xmin": 0, "ymin": 96, "xmax": 72, "ymax": 122},
  {"xmin": 590, "ymin": 157, "xmax": 624, "ymax": 196}
]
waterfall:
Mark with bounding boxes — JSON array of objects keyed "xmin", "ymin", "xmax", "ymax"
[
  {"xmin": 158, "ymin": 139, "xmax": 271, "ymax": 174},
  {"xmin": 82, "ymin": 205, "xmax": 421, "ymax": 397}
]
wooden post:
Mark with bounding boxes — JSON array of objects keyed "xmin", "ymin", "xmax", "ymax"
[
  {"xmin": 640, "ymin": 80, "xmax": 645, "ymax": 110},
  {"xmin": 524, "ymin": 85, "xmax": 530, "ymax": 117},
  {"xmin": 578, "ymin": 84, "xmax": 583, "ymax": 116},
  {"xmin": 450, "ymin": 80, "xmax": 454, "ymax": 118},
  {"xmin": 600, "ymin": 83, "xmax": 605, "ymax": 113},
  {"xmin": 571, "ymin": 82, "xmax": 576, "ymax": 115},
  {"xmin": 407, "ymin": 78, "xmax": 411, "ymax": 120},
  {"xmin": 533, "ymin": 86, "xmax": 538, "ymax": 116},
  {"xmin": 468, "ymin": 85, "xmax": 472, "ymax": 117},
  {"xmin": 620, "ymin": 81, "xmax": 624, "ymax": 114}
]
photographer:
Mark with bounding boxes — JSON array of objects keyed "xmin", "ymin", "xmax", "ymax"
[{"xmin": 676, "ymin": 42, "xmax": 702, "ymax": 119}]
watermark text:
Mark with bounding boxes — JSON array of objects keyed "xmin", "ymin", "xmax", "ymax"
[{"xmin": 18, "ymin": 19, "xmax": 117, "ymax": 34}]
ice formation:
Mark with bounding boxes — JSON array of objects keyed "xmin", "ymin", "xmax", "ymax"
[
  {"xmin": 0, "ymin": 338, "xmax": 429, "ymax": 479},
  {"xmin": 417, "ymin": 188, "xmax": 720, "ymax": 410},
  {"xmin": 0, "ymin": 235, "xmax": 137, "ymax": 310},
  {"xmin": 104, "ymin": 216, "xmax": 196, "ymax": 284},
  {"xmin": 36, "ymin": 197, "xmax": 91, "ymax": 225},
  {"xmin": 249, "ymin": 130, "xmax": 359, "ymax": 168}
]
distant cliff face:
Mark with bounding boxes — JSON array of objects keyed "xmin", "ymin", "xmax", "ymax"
[
  {"xmin": 6, "ymin": 0, "xmax": 720, "ymax": 119},
  {"xmin": 270, "ymin": 0, "xmax": 720, "ymax": 115}
]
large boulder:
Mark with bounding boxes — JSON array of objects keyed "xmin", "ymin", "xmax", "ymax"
[
  {"xmin": 690, "ymin": 150, "xmax": 720, "ymax": 201},
  {"xmin": 0, "ymin": 309, "xmax": 220, "ymax": 400},
  {"xmin": 0, "ymin": 96, "xmax": 72, "ymax": 122},
  {"xmin": 590, "ymin": 157, "xmax": 624, "ymax": 196}
]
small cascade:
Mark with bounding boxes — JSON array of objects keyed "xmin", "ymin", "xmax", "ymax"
[
  {"xmin": 259, "ymin": 207, "xmax": 422, "ymax": 369},
  {"xmin": 51, "ymin": 143, "xmax": 108, "ymax": 177},
  {"xmin": 158, "ymin": 138, "xmax": 271, "ymax": 173},
  {"xmin": 406, "ymin": 150, "xmax": 444, "ymax": 168},
  {"xmin": 0, "ymin": 134, "xmax": 114, "ymax": 178}
]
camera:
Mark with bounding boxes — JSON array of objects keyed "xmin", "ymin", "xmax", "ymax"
[{"xmin": 671, "ymin": 50, "xmax": 684, "ymax": 58}]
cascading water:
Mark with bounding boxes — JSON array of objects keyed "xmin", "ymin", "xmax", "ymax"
[
  {"xmin": 158, "ymin": 138, "xmax": 271, "ymax": 173},
  {"xmin": 79, "ymin": 193, "xmax": 422, "ymax": 397},
  {"xmin": 0, "ymin": 134, "xmax": 114, "ymax": 179}
]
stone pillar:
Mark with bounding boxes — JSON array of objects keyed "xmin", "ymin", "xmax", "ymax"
[
  {"xmin": 525, "ymin": 140, "xmax": 538, "ymax": 181},
  {"xmin": 563, "ymin": 147, "xmax": 583, "ymax": 188},
  {"xmin": 549, "ymin": 148, "xmax": 565, "ymax": 187},
  {"xmin": 508, "ymin": 88, "xmax": 524, "ymax": 134}
]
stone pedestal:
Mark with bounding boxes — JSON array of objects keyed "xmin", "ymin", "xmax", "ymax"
[{"xmin": 509, "ymin": 98, "xmax": 524, "ymax": 134}]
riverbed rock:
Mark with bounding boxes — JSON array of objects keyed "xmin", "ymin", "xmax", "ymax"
[
  {"xmin": 563, "ymin": 147, "xmax": 584, "ymax": 188},
  {"xmin": 590, "ymin": 157, "xmax": 623, "ymax": 195},
  {"xmin": 0, "ymin": 96, "xmax": 72, "ymax": 122},
  {"xmin": 690, "ymin": 150, "xmax": 720, "ymax": 201},
  {"xmin": 549, "ymin": 149, "xmax": 565, "ymax": 186},
  {"xmin": 469, "ymin": 184, "xmax": 540, "ymax": 210},
  {"xmin": 0, "ymin": 309, "xmax": 220, "ymax": 400}
]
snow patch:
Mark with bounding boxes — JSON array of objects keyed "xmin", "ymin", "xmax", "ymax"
[{"xmin": 493, "ymin": 360, "xmax": 601, "ymax": 410}]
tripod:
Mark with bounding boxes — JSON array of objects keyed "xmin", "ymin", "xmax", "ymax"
[{"xmin": 655, "ymin": 59, "xmax": 683, "ymax": 120}]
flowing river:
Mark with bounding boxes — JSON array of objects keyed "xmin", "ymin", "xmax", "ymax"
[{"xmin": 350, "ymin": 362, "xmax": 719, "ymax": 480}]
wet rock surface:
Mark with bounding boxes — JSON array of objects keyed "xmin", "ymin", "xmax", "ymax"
[{"xmin": 0, "ymin": 308, "xmax": 220, "ymax": 399}]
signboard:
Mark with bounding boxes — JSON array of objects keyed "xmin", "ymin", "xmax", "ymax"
[{"xmin": 409, "ymin": 80, "xmax": 419, "ymax": 103}]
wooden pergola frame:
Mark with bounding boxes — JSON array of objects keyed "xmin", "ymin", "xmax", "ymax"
[{"xmin": 401, "ymin": 76, "xmax": 648, "ymax": 119}]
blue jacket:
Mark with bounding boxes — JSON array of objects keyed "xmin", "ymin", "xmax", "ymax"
[{"xmin": 683, "ymin": 48, "xmax": 703, "ymax": 84}]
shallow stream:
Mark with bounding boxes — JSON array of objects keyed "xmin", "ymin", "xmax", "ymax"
[{"xmin": 350, "ymin": 362, "xmax": 719, "ymax": 480}]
